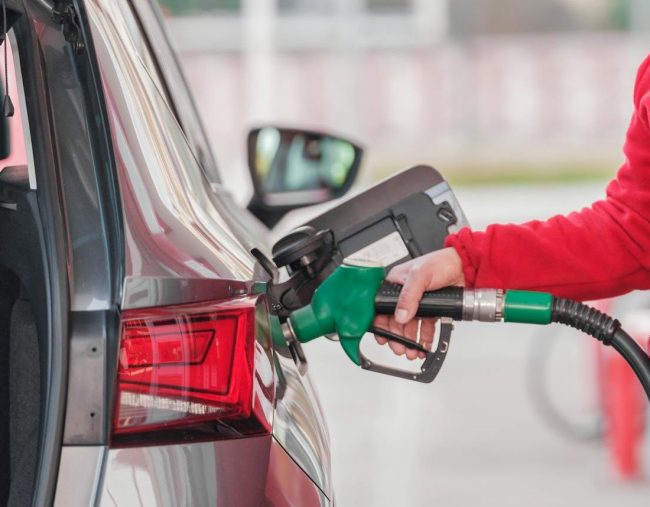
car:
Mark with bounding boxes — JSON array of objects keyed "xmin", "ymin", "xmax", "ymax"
[{"xmin": 0, "ymin": 1, "xmax": 364, "ymax": 505}]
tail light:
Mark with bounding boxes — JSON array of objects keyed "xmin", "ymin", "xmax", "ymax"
[{"xmin": 111, "ymin": 296, "xmax": 274, "ymax": 447}]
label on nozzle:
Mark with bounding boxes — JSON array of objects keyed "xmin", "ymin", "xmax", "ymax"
[{"xmin": 347, "ymin": 231, "xmax": 409, "ymax": 267}]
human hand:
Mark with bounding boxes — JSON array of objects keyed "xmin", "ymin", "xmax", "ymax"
[{"xmin": 373, "ymin": 247, "xmax": 465, "ymax": 359}]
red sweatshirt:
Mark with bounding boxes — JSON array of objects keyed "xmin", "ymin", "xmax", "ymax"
[{"xmin": 445, "ymin": 54, "xmax": 650, "ymax": 302}]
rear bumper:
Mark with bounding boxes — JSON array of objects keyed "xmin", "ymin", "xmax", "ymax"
[{"xmin": 54, "ymin": 437, "xmax": 330, "ymax": 506}]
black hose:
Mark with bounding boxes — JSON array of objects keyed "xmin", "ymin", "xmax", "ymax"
[
  {"xmin": 551, "ymin": 298, "xmax": 620, "ymax": 344},
  {"xmin": 552, "ymin": 298, "xmax": 650, "ymax": 403},
  {"xmin": 610, "ymin": 328, "xmax": 650, "ymax": 403}
]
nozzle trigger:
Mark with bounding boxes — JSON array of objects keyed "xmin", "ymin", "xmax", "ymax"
[{"xmin": 360, "ymin": 319, "xmax": 453, "ymax": 383}]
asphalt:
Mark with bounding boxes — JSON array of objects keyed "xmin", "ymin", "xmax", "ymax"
[{"xmin": 306, "ymin": 181, "xmax": 650, "ymax": 506}]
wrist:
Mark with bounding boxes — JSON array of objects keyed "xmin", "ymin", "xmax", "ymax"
[
  {"xmin": 444, "ymin": 246, "xmax": 465, "ymax": 287},
  {"xmin": 444, "ymin": 230, "xmax": 475, "ymax": 287}
]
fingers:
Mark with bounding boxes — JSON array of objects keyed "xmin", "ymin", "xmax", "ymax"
[
  {"xmin": 378, "ymin": 250, "xmax": 460, "ymax": 360},
  {"xmin": 387, "ymin": 318, "xmax": 407, "ymax": 355},
  {"xmin": 373, "ymin": 316, "xmax": 438, "ymax": 361},
  {"xmin": 373, "ymin": 315, "xmax": 390, "ymax": 345},
  {"xmin": 386, "ymin": 259, "xmax": 414, "ymax": 284},
  {"xmin": 404, "ymin": 319, "xmax": 420, "ymax": 360}
]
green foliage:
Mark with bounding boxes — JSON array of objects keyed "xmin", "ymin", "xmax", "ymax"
[
  {"xmin": 159, "ymin": 0, "xmax": 240, "ymax": 15},
  {"xmin": 607, "ymin": 0, "xmax": 630, "ymax": 30},
  {"xmin": 373, "ymin": 161, "xmax": 614, "ymax": 187}
]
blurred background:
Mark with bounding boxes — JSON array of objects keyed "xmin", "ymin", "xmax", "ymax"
[
  {"xmin": 158, "ymin": 0, "xmax": 650, "ymax": 198},
  {"xmin": 158, "ymin": 1, "xmax": 650, "ymax": 505}
]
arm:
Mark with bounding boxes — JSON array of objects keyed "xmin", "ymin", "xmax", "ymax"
[
  {"xmin": 447, "ymin": 56, "xmax": 650, "ymax": 301},
  {"xmin": 377, "ymin": 55, "xmax": 650, "ymax": 358}
]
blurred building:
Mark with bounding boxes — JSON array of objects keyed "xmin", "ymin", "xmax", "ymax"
[{"xmin": 160, "ymin": 0, "xmax": 650, "ymax": 199}]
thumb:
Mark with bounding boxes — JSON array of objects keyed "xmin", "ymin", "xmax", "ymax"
[
  {"xmin": 394, "ymin": 266, "xmax": 428, "ymax": 324},
  {"xmin": 392, "ymin": 248, "xmax": 463, "ymax": 324},
  {"xmin": 386, "ymin": 258, "xmax": 416, "ymax": 284}
]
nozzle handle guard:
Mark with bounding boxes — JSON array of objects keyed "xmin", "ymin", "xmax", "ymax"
[{"xmin": 364, "ymin": 321, "xmax": 453, "ymax": 383}]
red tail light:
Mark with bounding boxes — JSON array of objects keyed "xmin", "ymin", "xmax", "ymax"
[{"xmin": 111, "ymin": 296, "xmax": 274, "ymax": 447}]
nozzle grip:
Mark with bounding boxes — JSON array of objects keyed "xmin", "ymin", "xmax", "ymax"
[{"xmin": 374, "ymin": 282, "xmax": 464, "ymax": 319}]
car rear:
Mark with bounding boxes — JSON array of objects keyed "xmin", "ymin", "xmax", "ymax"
[{"xmin": 55, "ymin": 0, "xmax": 333, "ymax": 505}]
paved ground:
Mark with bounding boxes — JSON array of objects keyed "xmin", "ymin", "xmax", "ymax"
[{"xmin": 306, "ymin": 181, "xmax": 650, "ymax": 506}]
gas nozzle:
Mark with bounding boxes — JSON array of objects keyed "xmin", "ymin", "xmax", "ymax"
[
  {"xmin": 286, "ymin": 261, "xmax": 456, "ymax": 383},
  {"xmin": 284, "ymin": 263, "xmax": 650, "ymax": 397},
  {"xmin": 285, "ymin": 262, "xmax": 509, "ymax": 383},
  {"xmin": 283, "ymin": 263, "xmax": 544, "ymax": 383}
]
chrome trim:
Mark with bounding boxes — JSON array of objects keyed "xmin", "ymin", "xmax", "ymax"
[{"xmin": 462, "ymin": 288, "xmax": 504, "ymax": 322}]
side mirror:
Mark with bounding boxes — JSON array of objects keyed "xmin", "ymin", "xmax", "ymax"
[{"xmin": 247, "ymin": 126, "xmax": 363, "ymax": 228}]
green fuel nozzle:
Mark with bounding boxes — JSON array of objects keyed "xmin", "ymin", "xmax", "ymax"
[
  {"xmin": 285, "ymin": 260, "xmax": 456, "ymax": 382},
  {"xmin": 288, "ymin": 261, "xmax": 385, "ymax": 365},
  {"xmin": 284, "ymin": 262, "xmax": 558, "ymax": 382}
]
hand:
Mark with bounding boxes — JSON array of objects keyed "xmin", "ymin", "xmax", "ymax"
[{"xmin": 373, "ymin": 247, "xmax": 465, "ymax": 359}]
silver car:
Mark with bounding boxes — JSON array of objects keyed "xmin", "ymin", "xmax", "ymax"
[{"xmin": 0, "ymin": 0, "xmax": 364, "ymax": 505}]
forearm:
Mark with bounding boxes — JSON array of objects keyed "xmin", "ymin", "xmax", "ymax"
[
  {"xmin": 444, "ymin": 57, "xmax": 650, "ymax": 302},
  {"xmin": 446, "ymin": 196, "xmax": 650, "ymax": 300}
]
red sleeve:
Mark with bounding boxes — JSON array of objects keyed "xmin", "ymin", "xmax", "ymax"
[{"xmin": 444, "ymin": 54, "xmax": 650, "ymax": 301}]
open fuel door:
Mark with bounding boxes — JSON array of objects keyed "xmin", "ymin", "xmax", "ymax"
[{"xmin": 305, "ymin": 164, "xmax": 468, "ymax": 268}]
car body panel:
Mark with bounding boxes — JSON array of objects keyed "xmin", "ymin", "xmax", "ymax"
[
  {"xmin": 273, "ymin": 341, "xmax": 332, "ymax": 497},
  {"xmin": 265, "ymin": 438, "xmax": 330, "ymax": 507},
  {"xmin": 87, "ymin": 0, "xmax": 257, "ymax": 291},
  {"xmin": 95, "ymin": 437, "xmax": 329, "ymax": 507}
]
